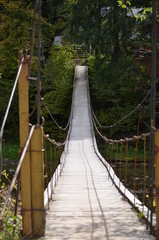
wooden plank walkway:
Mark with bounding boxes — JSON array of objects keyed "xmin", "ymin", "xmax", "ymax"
[{"xmin": 39, "ymin": 66, "xmax": 155, "ymax": 239}]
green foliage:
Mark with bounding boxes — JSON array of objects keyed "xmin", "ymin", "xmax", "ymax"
[
  {"xmin": 0, "ymin": 171, "xmax": 22, "ymax": 240},
  {"xmin": 42, "ymin": 46, "xmax": 75, "ymax": 138},
  {"xmin": 0, "ymin": 214, "xmax": 22, "ymax": 240},
  {"xmin": 118, "ymin": 0, "xmax": 131, "ymax": 9},
  {"xmin": 118, "ymin": 0, "xmax": 151, "ymax": 9},
  {"xmin": 0, "ymin": 0, "xmax": 32, "ymax": 78},
  {"xmin": 69, "ymin": 0, "xmax": 135, "ymax": 59},
  {"xmin": 0, "ymin": 0, "xmax": 61, "ymax": 140},
  {"xmin": 2, "ymin": 143, "xmax": 19, "ymax": 162},
  {"xmin": 88, "ymin": 54, "xmax": 149, "ymax": 138},
  {"xmin": 0, "ymin": 0, "xmax": 32, "ymax": 141},
  {"xmin": 42, "ymin": 0, "xmax": 71, "ymax": 35},
  {"xmin": 136, "ymin": 8, "xmax": 152, "ymax": 22}
]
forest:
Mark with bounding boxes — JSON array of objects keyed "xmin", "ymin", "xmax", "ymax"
[
  {"xmin": 0, "ymin": 1, "xmax": 157, "ymax": 239},
  {"xmin": 0, "ymin": 0, "xmax": 154, "ymax": 145}
]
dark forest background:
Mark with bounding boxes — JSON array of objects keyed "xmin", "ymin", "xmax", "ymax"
[{"xmin": 0, "ymin": 0, "xmax": 155, "ymax": 142}]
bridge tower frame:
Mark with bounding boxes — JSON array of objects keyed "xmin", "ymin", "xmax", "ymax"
[{"xmin": 18, "ymin": 51, "xmax": 44, "ymax": 237}]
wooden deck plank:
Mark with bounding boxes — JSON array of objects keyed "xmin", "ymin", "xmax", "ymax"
[{"xmin": 35, "ymin": 66, "xmax": 155, "ymax": 240}]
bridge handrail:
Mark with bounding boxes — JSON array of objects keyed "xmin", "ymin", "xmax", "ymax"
[
  {"xmin": 44, "ymin": 134, "xmax": 66, "ymax": 147},
  {"xmin": 86, "ymin": 66, "xmax": 156, "ymax": 229},
  {"xmin": 92, "ymin": 113, "xmax": 151, "ymax": 143},
  {"xmin": 42, "ymin": 99, "xmax": 70, "ymax": 131},
  {"xmin": 43, "ymin": 66, "xmax": 77, "ymax": 207},
  {"xmin": 42, "ymin": 66, "xmax": 77, "ymax": 148},
  {"xmin": 92, "ymin": 128, "xmax": 156, "ymax": 226},
  {"xmin": 0, "ymin": 55, "xmax": 24, "ymax": 176},
  {"xmin": 0, "ymin": 125, "xmax": 35, "ymax": 224},
  {"xmin": 91, "ymin": 87, "xmax": 151, "ymax": 129}
]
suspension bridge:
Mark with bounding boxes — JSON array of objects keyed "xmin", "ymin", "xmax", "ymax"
[
  {"xmin": 0, "ymin": 2, "xmax": 159, "ymax": 239},
  {"xmin": 0, "ymin": 53, "xmax": 158, "ymax": 239},
  {"xmin": 38, "ymin": 66, "xmax": 155, "ymax": 239}
]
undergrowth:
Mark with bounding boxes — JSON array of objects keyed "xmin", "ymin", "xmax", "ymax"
[{"xmin": 0, "ymin": 170, "xmax": 22, "ymax": 240}]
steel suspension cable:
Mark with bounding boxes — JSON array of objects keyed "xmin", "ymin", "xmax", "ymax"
[
  {"xmin": 50, "ymin": 143, "xmax": 53, "ymax": 198},
  {"xmin": 107, "ymin": 142, "xmax": 109, "ymax": 165},
  {"xmin": 124, "ymin": 140, "xmax": 129, "ymax": 195},
  {"xmin": 0, "ymin": 125, "xmax": 35, "ymax": 220},
  {"xmin": 133, "ymin": 109, "xmax": 141, "ymax": 205},
  {"xmin": 142, "ymin": 136, "xmax": 147, "ymax": 213},
  {"xmin": 133, "ymin": 137, "xmax": 139, "ymax": 205},
  {"xmin": 105, "ymin": 142, "xmax": 107, "ymax": 164},
  {"xmin": 119, "ymin": 142, "xmax": 123, "ymax": 189},
  {"xmin": 42, "ymin": 99, "xmax": 70, "ymax": 131},
  {"xmin": 109, "ymin": 143, "xmax": 113, "ymax": 175},
  {"xmin": 44, "ymin": 129, "xmax": 68, "ymax": 148},
  {"xmin": 28, "ymin": 0, "xmax": 38, "ymax": 77},
  {"xmin": 0, "ymin": 56, "xmax": 24, "ymax": 176},
  {"xmin": 92, "ymin": 116, "xmax": 107, "ymax": 141},
  {"xmin": 44, "ymin": 140, "xmax": 49, "ymax": 209},
  {"xmin": 92, "ymin": 89, "xmax": 151, "ymax": 129},
  {"xmin": 57, "ymin": 147, "xmax": 60, "ymax": 182},
  {"xmin": 37, "ymin": 0, "xmax": 41, "ymax": 125},
  {"xmin": 54, "ymin": 145, "xmax": 57, "ymax": 185},
  {"xmin": 113, "ymin": 142, "xmax": 119, "ymax": 181},
  {"xmin": 92, "ymin": 111, "xmax": 150, "ymax": 143}
]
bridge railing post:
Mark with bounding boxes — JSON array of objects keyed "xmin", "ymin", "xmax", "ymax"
[
  {"xmin": 18, "ymin": 51, "xmax": 45, "ymax": 237},
  {"xmin": 18, "ymin": 51, "xmax": 32, "ymax": 236},
  {"xmin": 155, "ymin": 131, "xmax": 159, "ymax": 239},
  {"xmin": 31, "ymin": 126, "xmax": 44, "ymax": 236}
]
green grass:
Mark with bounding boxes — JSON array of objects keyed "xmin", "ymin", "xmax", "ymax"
[{"xmin": 2, "ymin": 142, "xmax": 19, "ymax": 162}]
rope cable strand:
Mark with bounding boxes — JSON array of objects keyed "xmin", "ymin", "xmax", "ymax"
[
  {"xmin": 44, "ymin": 139, "xmax": 49, "ymax": 209},
  {"xmin": 142, "ymin": 136, "xmax": 147, "ymax": 213},
  {"xmin": 42, "ymin": 66, "xmax": 77, "ymax": 161},
  {"xmin": 41, "ymin": 99, "xmax": 70, "ymax": 131},
  {"xmin": 43, "ymin": 134, "xmax": 65, "ymax": 147},
  {"xmin": 0, "ymin": 55, "xmax": 24, "ymax": 176},
  {"xmin": 92, "ymin": 116, "xmax": 108, "ymax": 141},
  {"xmin": 92, "ymin": 113, "xmax": 150, "ymax": 143},
  {"xmin": 92, "ymin": 88, "xmax": 151, "ymax": 129}
]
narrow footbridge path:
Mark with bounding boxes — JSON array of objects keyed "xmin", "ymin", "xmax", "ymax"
[{"xmin": 41, "ymin": 66, "xmax": 155, "ymax": 240}]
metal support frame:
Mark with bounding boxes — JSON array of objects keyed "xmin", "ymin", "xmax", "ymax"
[{"xmin": 37, "ymin": 0, "xmax": 41, "ymax": 125}]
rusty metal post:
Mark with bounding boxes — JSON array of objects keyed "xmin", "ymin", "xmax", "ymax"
[
  {"xmin": 31, "ymin": 126, "xmax": 44, "ymax": 236},
  {"xmin": 155, "ymin": 131, "xmax": 159, "ymax": 239},
  {"xmin": 18, "ymin": 51, "xmax": 32, "ymax": 236}
]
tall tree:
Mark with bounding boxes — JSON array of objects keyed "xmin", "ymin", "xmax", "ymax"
[
  {"xmin": 0, "ymin": 0, "xmax": 32, "ymax": 78},
  {"xmin": 69, "ymin": 0, "xmax": 135, "ymax": 60}
]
